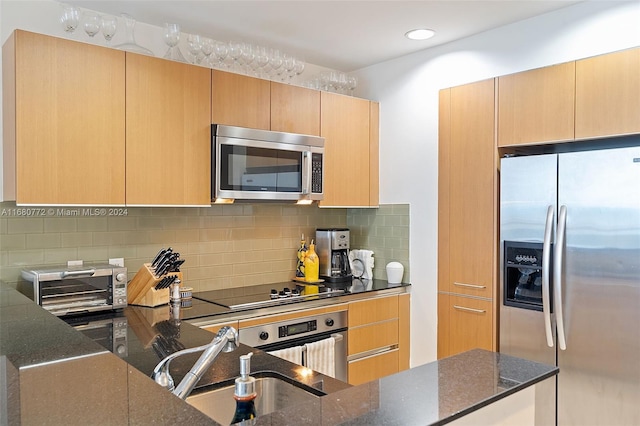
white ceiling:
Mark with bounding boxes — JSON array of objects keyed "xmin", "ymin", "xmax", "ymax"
[{"xmin": 68, "ymin": 1, "xmax": 583, "ymax": 71}]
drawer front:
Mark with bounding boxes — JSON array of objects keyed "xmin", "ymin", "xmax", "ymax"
[
  {"xmin": 449, "ymin": 295, "xmax": 493, "ymax": 355},
  {"xmin": 348, "ymin": 349, "xmax": 399, "ymax": 386},
  {"xmin": 348, "ymin": 319, "xmax": 398, "ymax": 356},
  {"xmin": 348, "ymin": 295, "xmax": 398, "ymax": 328}
]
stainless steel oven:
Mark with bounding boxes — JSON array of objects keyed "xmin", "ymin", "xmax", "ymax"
[
  {"xmin": 239, "ymin": 310, "xmax": 347, "ymax": 382},
  {"xmin": 20, "ymin": 263, "xmax": 127, "ymax": 317}
]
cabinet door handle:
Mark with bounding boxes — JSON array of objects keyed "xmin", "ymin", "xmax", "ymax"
[
  {"xmin": 453, "ymin": 282, "xmax": 486, "ymax": 289},
  {"xmin": 453, "ymin": 305, "xmax": 486, "ymax": 314}
]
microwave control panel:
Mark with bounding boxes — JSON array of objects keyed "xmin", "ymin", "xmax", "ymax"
[{"xmin": 311, "ymin": 153, "xmax": 323, "ymax": 194}]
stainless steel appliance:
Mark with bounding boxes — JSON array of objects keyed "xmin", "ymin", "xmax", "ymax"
[
  {"xmin": 64, "ymin": 314, "xmax": 129, "ymax": 358},
  {"xmin": 20, "ymin": 263, "xmax": 127, "ymax": 317},
  {"xmin": 212, "ymin": 124, "xmax": 324, "ymax": 203},
  {"xmin": 239, "ymin": 310, "xmax": 348, "ymax": 382},
  {"xmin": 499, "ymin": 146, "xmax": 640, "ymax": 425},
  {"xmin": 316, "ymin": 228, "xmax": 352, "ymax": 283}
]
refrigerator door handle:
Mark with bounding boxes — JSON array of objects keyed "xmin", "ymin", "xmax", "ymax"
[
  {"xmin": 542, "ymin": 205, "xmax": 554, "ymax": 348},
  {"xmin": 554, "ymin": 205, "xmax": 568, "ymax": 350}
]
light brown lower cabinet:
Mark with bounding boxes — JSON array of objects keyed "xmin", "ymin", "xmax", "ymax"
[
  {"xmin": 438, "ymin": 293, "xmax": 493, "ymax": 358},
  {"xmin": 347, "ymin": 294, "xmax": 410, "ymax": 385},
  {"xmin": 348, "ymin": 349, "xmax": 400, "ymax": 386}
]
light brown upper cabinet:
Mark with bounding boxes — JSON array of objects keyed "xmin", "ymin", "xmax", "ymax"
[
  {"xmin": 270, "ymin": 82, "xmax": 320, "ymax": 136},
  {"xmin": 320, "ymin": 92, "xmax": 379, "ymax": 207},
  {"xmin": 3, "ymin": 30, "xmax": 126, "ymax": 205},
  {"xmin": 575, "ymin": 47, "xmax": 640, "ymax": 139},
  {"xmin": 211, "ymin": 70, "xmax": 270, "ymax": 130},
  {"xmin": 498, "ymin": 62, "xmax": 575, "ymax": 147},
  {"xmin": 125, "ymin": 53, "xmax": 211, "ymax": 205}
]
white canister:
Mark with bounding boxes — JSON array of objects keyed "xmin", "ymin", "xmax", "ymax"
[{"xmin": 386, "ymin": 262, "xmax": 404, "ymax": 284}]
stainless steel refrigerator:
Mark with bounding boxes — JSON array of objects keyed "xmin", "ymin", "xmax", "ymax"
[{"xmin": 499, "ymin": 146, "xmax": 640, "ymax": 425}]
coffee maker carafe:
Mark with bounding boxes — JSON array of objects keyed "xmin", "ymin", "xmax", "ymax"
[{"xmin": 316, "ymin": 228, "xmax": 352, "ymax": 283}]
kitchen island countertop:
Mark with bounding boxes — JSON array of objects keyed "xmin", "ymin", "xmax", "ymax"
[{"xmin": 0, "ymin": 282, "xmax": 557, "ymax": 425}]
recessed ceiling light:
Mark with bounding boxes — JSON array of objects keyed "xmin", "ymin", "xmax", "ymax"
[{"xmin": 405, "ymin": 29, "xmax": 435, "ymax": 40}]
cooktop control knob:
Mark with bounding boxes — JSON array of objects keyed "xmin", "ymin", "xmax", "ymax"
[
  {"xmin": 270, "ymin": 289, "xmax": 278, "ymax": 299},
  {"xmin": 325, "ymin": 318, "xmax": 334, "ymax": 327},
  {"xmin": 259, "ymin": 331, "xmax": 269, "ymax": 341}
]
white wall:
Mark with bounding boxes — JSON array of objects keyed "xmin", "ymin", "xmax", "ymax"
[{"xmin": 354, "ymin": 0, "xmax": 640, "ymax": 367}]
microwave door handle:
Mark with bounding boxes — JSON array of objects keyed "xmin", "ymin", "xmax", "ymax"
[
  {"xmin": 61, "ymin": 268, "xmax": 96, "ymax": 278},
  {"xmin": 302, "ymin": 151, "xmax": 311, "ymax": 195},
  {"xmin": 542, "ymin": 205, "xmax": 554, "ymax": 348}
]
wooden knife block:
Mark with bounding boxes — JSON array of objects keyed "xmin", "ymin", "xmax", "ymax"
[{"xmin": 127, "ymin": 263, "xmax": 182, "ymax": 307}]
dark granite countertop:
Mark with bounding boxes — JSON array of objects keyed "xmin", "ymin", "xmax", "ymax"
[{"xmin": 1, "ymin": 282, "xmax": 558, "ymax": 425}]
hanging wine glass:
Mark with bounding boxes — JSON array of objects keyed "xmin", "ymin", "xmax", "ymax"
[
  {"xmin": 201, "ymin": 38, "xmax": 215, "ymax": 67},
  {"xmin": 228, "ymin": 41, "xmax": 243, "ymax": 72},
  {"xmin": 294, "ymin": 58, "xmax": 306, "ymax": 81},
  {"xmin": 268, "ymin": 48, "xmax": 283, "ymax": 80},
  {"xmin": 163, "ymin": 23, "xmax": 187, "ymax": 62},
  {"xmin": 60, "ymin": 4, "xmax": 80, "ymax": 33},
  {"xmin": 347, "ymin": 76, "xmax": 358, "ymax": 96},
  {"xmin": 101, "ymin": 15, "xmax": 118, "ymax": 45},
  {"xmin": 254, "ymin": 46, "xmax": 270, "ymax": 78},
  {"xmin": 187, "ymin": 34, "xmax": 202, "ymax": 64},
  {"xmin": 213, "ymin": 41, "xmax": 229, "ymax": 69},
  {"xmin": 241, "ymin": 43, "xmax": 257, "ymax": 75},
  {"xmin": 283, "ymin": 54, "xmax": 296, "ymax": 82},
  {"xmin": 83, "ymin": 11, "xmax": 101, "ymax": 38}
]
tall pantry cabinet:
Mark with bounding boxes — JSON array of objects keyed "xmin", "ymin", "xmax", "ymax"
[{"xmin": 438, "ymin": 79, "xmax": 497, "ymax": 359}]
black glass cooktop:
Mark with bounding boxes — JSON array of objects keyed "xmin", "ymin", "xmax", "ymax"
[
  {"xmin": 192, "ymin": 279, "xmax": 408, "ymax": 311},
  {"xmin": 193, "ymin": 282, "xmax": 348, "ymax": 310}
]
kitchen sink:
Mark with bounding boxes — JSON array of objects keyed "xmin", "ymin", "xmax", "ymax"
[{"xmin": 186, "ymin": 374, "xmax": 322, "ymax": 424}]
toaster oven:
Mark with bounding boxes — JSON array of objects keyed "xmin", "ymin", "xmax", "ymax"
[{"xmin": 20, "ymin": 263, "xmax": 127, "ymax": 317}]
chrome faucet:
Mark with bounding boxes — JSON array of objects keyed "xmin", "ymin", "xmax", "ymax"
[{"xmin": 152, "ymin": 326, "xmax": 239, "ymax": 399}]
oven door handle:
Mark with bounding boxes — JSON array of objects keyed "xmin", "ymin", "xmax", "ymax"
[{"xmin": 61, "ymin": 268, "xmax": 96, "ymax": 278}]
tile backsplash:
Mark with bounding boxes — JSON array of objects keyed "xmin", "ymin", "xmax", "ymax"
[
  {"xmin": 0, "ymin": 202, "xmax": 409, "ymax": 292},
  {"xmin": 348, "ymin": 204, "xmax": 410, "ymax": 281}
]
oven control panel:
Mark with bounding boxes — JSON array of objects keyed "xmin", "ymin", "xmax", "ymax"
[
  {"xmin": 279, "ymin": 319, "xmax": 317, "ymax": 338},
  {"xmin": 239, "ymin": 311, "xmax": 347, "ymax": 347}
]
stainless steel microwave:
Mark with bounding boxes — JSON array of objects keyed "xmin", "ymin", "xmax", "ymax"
[
  {"xmin": 20, "ymin": 263, "xmax": 127, "ymax": 317},
  {"xmin": 212, "ymin": 124, "xmax": 324, "ymax": 203}
]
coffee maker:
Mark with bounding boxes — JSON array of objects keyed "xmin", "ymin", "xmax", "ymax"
[{"xmin": 315, "ymin": 228, "xmax": 352, "ymax": 283}]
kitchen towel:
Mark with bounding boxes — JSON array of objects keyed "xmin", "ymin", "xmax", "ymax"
[
  {"xmin": 348, "ymin": 249, "xmax": 374, "ymax": 279},
  {"xmin": 304, "ymin": 336, "xmax": 335, "ymax": 378},
  {"xmin": 267, "ymin": 346, "xmax": 304, "ymax": 365}
]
